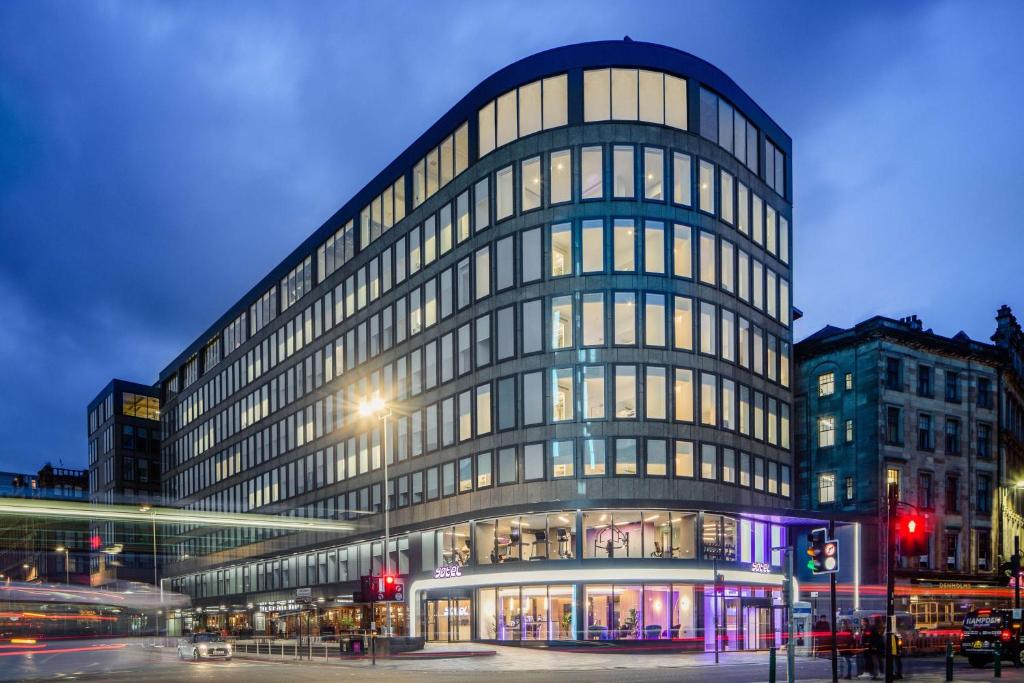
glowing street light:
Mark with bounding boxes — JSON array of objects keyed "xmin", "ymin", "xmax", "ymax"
[
  {"xmin": 357, "ymin": 396, "xmax": 394, "ymax": 637},
  {"xmin": 55, "ymin": 546, "xmax": 69, "ymax": 584}
]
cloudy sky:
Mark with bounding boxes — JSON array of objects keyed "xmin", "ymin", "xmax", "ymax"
[{"xmin": 0, "ymin": 1, "xmax": 1021, "ymax": 474}]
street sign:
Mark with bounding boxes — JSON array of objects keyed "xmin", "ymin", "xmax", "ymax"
[{"xmin": 295, "ymin": 587, "xmax": 312, "ymax": 604}]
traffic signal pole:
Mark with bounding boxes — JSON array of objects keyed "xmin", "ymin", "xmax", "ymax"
[
  {"xmin": 885, "ymin": 482, "xmax": 898, "ymax": 683},
  {"xmin": 1015, "ymin": 535, "xmax": 1021, "ymax": 609},
  {"xmin": 829, "ymin": 519, "xmax": 838, "ymax": 683}
]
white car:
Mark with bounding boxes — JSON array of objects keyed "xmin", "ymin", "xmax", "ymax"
[{"xmin": 177, "ymin": 633, "xmax": 232, "ymax": 661}]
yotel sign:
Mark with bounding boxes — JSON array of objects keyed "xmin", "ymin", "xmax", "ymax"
[{"xmin": 433, "ymin": 564, "xmax": 463, "ymax": 579}]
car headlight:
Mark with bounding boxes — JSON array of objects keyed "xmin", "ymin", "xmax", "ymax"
[
  {"xmin": 198, "ymin": 644, "xmax": 208, "ymax": 653},
  {"xmin": 225, "ymin": 644, "xmax": 232, "ymax": 653}
]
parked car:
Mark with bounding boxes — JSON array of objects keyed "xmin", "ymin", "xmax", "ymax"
[
  {"xmin": 960, "ymin": 608, "xmax": 1022, "ymax": 668},
  {"xmin": 177, "ymin": 632, "xmax": 232, "ymax": 661}
]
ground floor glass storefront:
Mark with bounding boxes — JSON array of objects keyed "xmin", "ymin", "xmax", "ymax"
[{"xmin": 422, "ymin": 581, "xmax": 783, "ymax": 650}]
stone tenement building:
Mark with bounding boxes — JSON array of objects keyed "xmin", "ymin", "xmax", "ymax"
[{"xmin": 795, "ymin": 306, "xmax": 1024, "ymax": 626}]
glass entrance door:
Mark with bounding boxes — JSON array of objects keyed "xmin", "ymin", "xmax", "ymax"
[{"xmin": 423, "ymin": 598, "xmax": 471, "ymax": 642}]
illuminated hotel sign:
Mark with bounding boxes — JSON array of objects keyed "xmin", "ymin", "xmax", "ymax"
[
  {"xmin": 433, "ymin": 563, "xmax": 464, "ymax": 579},
  {"xmin": 750, "ymin": 562, "xmax": 772, "ymax": 574}
]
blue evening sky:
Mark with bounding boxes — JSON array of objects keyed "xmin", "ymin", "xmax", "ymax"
[{"xmin": 0, "ymin": 1, "xmax": 1021, "ymax": 473}]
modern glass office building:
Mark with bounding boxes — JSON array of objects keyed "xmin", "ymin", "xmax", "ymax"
[{"xmin": 160, "ymin": 40, "xmax": 805, "ymax": 649}]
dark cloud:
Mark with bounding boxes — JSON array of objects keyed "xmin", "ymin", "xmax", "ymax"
[{"xmin": 0, "ymin": 1, "xmax": 1021, "ymax": 472}]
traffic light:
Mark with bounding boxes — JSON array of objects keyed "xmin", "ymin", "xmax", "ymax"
[
  {"xmin": 895, "ymin": 513, "xmax": 930, "ymax": 557},
  {"xmin": 807, "ymin": 528, "xmax": 839, "ymax": 574}
]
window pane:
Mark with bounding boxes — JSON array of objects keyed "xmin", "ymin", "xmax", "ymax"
[
  {"xmin": 646, "ymin": 439, "xmax": 667, "ymax": 476},
  {"xmin": 699, "ymin": 231, "xmax": 716, "ymax": 285},
  {"xmin": 673, "ymin": 224, "xmax": 692, "ymax": 278},
  {"xmin": 673, "ymin": 296, "xmax": 693, "ymax": 351},
  {"xmin": 674, "ymin": 368, "xmax": 694, "ymax": 422},
  {"xmin": 613, "ymin": 145, "xmax": 634, "ymax": 198},
  {"xmin": 701, "ymin": 444, "xmax": 717, "ymax": 480},
  {"xmin": 583, "ymin": 365, "xmax": 605, "ymax": 419},
  {"xmin": 720, "ymin": 170, "xmax": 734, "ymax": 224},
  {"xmin": 673, "ymin": 152, "xmax": 692, "ymax": 206},
  {"xmin": 645, "ymin": 293, "xmax": 665, "ymax": 347},
  {"xmin": 701, "ymin": 372, "xmax": 717, "ymax": 426},
  {"xmin": 522, "ymin": 299, "xmax": 543, "ymax": 354},
  {"xmin": 523, "ymin": 371, "xmax": 543, "ymax": 425},
  {"xmin": 524, "ymin": 443, "xmax": 544, "ymax": 481},
  {"xmin": 615, "ymin": 438, "xmax": 637, "ymax": 475},
  {"xmin": 582, "ymin": 292, "xmax": 605, "ymax": 346},
  {"xmin": 581, "ymin": 146, "xmax": 603, "ymax": 199},
  {"xmin": 644, "ymin": 220, "xmax": 665, "ymax": 273},
  {"xmin": 521, "ymin": 156, "xmax": 541, "ymax": 212},
  {"xmin": 551, "ymin": 439, "xmax": 574, "ymax": 478},
  {"xmin": 551, "ymin": 295, "xmax": 573, "ymax": 349},
  {"xmin": 582, "ymin": 220, "xmax": 604, "ymax": 272},
  {"xmin": 522, "ymin": 227, "xmax": 542, "ymax": 282},
  {"xmin": 552, "ymin": 367, "xmax": 574, "ymax": 421},
  {"xmin": 583, "ymin": 69, "xmax": 610, "ymax": 122},
  {"xmin": 496, "ymin": 90, "xmax": 516, "ymax": 147},
  {"xmin": 614, "ymin": 366, "xmax": 637, "ymax": 418},
  {"xmin": 644, "ymin": 147, "xmax": 664, "ymax": 200},
  {"xmin": 550, "ymin": 223, "xmax": 572, "ymax": 277},
  {"xmin": 674, "ymin": 440, "xmax": 694, "ymax": 477},
  {"xmin": 518, "ymin": 80, "xmax": 541, "ymax": 137},
  {"xmin": 498, "ymin": 447, "xmax": 517, "ymax": 484},
  {"xmin": 583, "ymin": 439, "xmax": 606, "ymax": 476},
  {"xmin": 542, "ymin": 74, "xmax": 568, "ymax": 128},
  {"xmin": 496, "ymin": 166, "xmax": 514, "ymax": 220},
  {"xmin": 698, "ymin": 160, "xmax": 715, "ymax": 213},
  {"xmin": 611, "ymin": 68, "xmax": 638, "ymax": 120},
  {"xmin": 638, "ymin": 70, "xmax": 664, "ymax": 124},
  {"xmin": 478, "ymin": 102, "xmax": 495, "ymax": 157},
  {"xmin": 665, "ymin": 74, "xmax": 687, "ymax": 129},
  {"xmin": 613, "ymin": 219, "xmax": 635, "ymax": 271},
  {"xmin": 614, "ymin": 292, "xmax": 636, "ymax": 345},
  {"xmin": 699, "ymin": 301, "xmax": 716, "ymax": 355},
  {"xmin": 646, "ymin": 366, "xmax": 667, "ymax": 420},
  {"xmin": 550, "ymin": 150, "xmax": 572, "ymax": 204}
]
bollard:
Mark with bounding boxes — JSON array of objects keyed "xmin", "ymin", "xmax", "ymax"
[
  {"xmin": 995, "ymin": 642, "xmax": 1002, "ymax": 678},
  {"xmin": 944, "ymin": 642, "xmax": 953, "ymax": 682},
  {"xmin": 769, "ymin": 646, "xmax": 777, "ymax": 683}
]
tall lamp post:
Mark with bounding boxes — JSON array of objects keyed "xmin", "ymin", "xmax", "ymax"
[
  {"xmin": 358, "ymin": 397, "xmax": 392, "ymax": 637},
  {"xmin": 360, "ymin": 397, "xmax": 391, "ymax": 638}
]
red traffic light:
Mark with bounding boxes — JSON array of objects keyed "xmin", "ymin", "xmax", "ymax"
[
  {"xmin": 906, "ymin": 518, "xmax": 918, "ymax": 534},
  {"xmin": 385, "ymin": 575, "xmax": 395, "ymax": 585}
]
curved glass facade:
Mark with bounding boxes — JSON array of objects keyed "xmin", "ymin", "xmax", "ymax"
[{"xmin": 161, "ymin": 40, "xmax": 801, "ymax": 647}]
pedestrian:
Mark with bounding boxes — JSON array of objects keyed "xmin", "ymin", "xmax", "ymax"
[
  {"xmin": 869, "ymin": 619, "xmax": 886, "ymax": 681},
  {"xmin": 837, "ymin": 618, "xmax": 857, "ymax": 679}
]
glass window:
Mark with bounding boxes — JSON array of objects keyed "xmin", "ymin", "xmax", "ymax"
[
  {"xmin": 672, "ymin": 152, "xmax": 691, "ymax": 206},
  {"xmin": 518, "ymin": 80, "xmax": 541, "ymax": 137},
  {"xmin": 474, "ymin": 178, "xmax": 490, "ymax": 232},
  {"xmin": 673, "ymin": 224, "xmax": 692, "ymax": 278},
  {"xmin": 522, "ymin": 371, "xmax": 543, "ymax": 425},
  {"xmin": 522, "ymin": 299, "xmax": 543, "ymax": 354},
  {"xmin": 613, "ymin": 219, "xmax": 635, "ymax": 271},
  {"xmin": 524, "ymin": 443, "xmax": 544, "ymax": 481},
  {"xmin": 498, "ymin": 447, "xmax": 517, "ymax": 484},
  {"xmin": 673, "ymin": 296, "xmax": 693, "ymax": 351},
  {"xmin": 551, "ymin": 295, "xmax": 573, "ymax": 349},
  {"xmin": 478, "ymin": 102, "xmax": 495, "ymax": 157},
  {"xmin": 496, "ymin": 236, "xmax": 514, "ymax": 290},
  {"xmin": 611, "ymin": 68, "xmax": 638, "ymax": 120},
  {"xmin": 582, "ymin": 219, "xmax": 604, "ymax": 272},
  {"xmin": 583, "ymin": 68, "xmax": 610, "ymax": 122},
  {"xmin": 582, "ymin": 292, "xmax": 605, "ymax": 346},
  {"xmin": 700, "ymin": 372, "xmax": 717, "ymax": 425},
  {"xmin": 477, "ymin": 383, "xmax": 492, "ymax": 435},
  {"xmin": 644, "ymin": 220, "xmax": 665, "ymax": 273},
  {"xmin": 477, "ymin": 452, "xmax": 493, "ymax": 488},
  {"xmin": 496, "ymin": 90, "xmax": 516, "ymax": 146},
  {"xmin": 674, "ymin": 368, "xmax": 694, "ymax": 422},
  {"xmin": 721, "ymin": 309, "xmax": 735, "ymax": 362},
  {"xmin": 675, "ymin": 441, "xmax": 695, "ymax": 478},
  {"xmin": 581, "ymin": 146, "xmax": 603, "ymax": 199},
  {"xmin": 613, "ymin": 145, "xmax": 634, "ymax": 198},
  {"xmin": 646, "ymin": 366, "xmax": 667, "ymax": 420},
  {"xmin": 698, "ymin": 160, "xmax": 715, "ymax": 213},
  {"xmin": 665, "ymin": 73, "xmax": 687, "ymax": 129},
  {"xmin": 615, "ymin": 438, "xmax": 638, "ymax": 475},
  {"xmin": 521, "ymin": 156, "xmax": 541, "ymax": 212},
  {"xmin": 720, "ymin": 240, "xmax": 735, "ymax": 293},
  {"xmin": 699, "ymin": 231, "xmax": 716, "ymax": 285},
  {"xmin": 497, "ymin": 376, "xmax": 515, "ymax": 431},
  {"xmin": 583, "ymin": 439, "xmax": 606, "ymax": 476},
  {"xmin": 614, "ymin": 365, "xmax": 637, "ymax": 419},
  {"xmin": 496, "ymin": 166, "xmax": 514, "ymax": 220},
  {"xmin": 522, "ymin": 226, "xmax": 542, "ymax": 283},
  {"xmin": 550, "ymin": 150, "xmax": 571, "ymax": 204},
  {"xmin": 721, "ymin": 378, "xmax": 736, "ymax": 431},
  {"xmin": 721, "ymin": 448, "xmax": 736, "ymax": 483},
  {"xmin": 551, "ymin": 440, "xmax": 574, "ymax": 478},
  {"xmin": 459, "ymin": 456, "xmax": 473, "ymax": 493},
  {"xmin": 700, "ymin": 444, "xmax": 717, "ymax": 480},
  {"xmin": 720, "ymin": 170, "xmax": 734, "ymax": 224},
  {"xmin": 475, "ymin": 246, "xmax": 490, "ymax": 300},
  {"xmin": 582, "ymin": 365, "xmax": 605, "ymax": 419},
  {"xmin": 699, "ymin": 301, "xmax": 716, "ymax": 355},
  {"xmin": 552, "ymin": 367, "xmax": 574, "ymax": 422},
  {"xmin": 543, "ymin": 74, "xmax": 568, "ymax": 128},
  {"xmin": 550, "ymin": 223, "xmax": 572, "ymax": 277},
  {"xmin": 644, "ymin": 147, "xmax": 664, "ymax": 200},
  {"xmin": 638, "ymin": 69, "xmax": 664, "ymax": 123},
  {"xmin": 646, "ymin": 439, "xmax": 668, "ymax": 476},
  {"xmin": 737, "ymin": 182, "xmax": 749, "ymax": 235},
  {"xmin": 614, "ymin": 292, "xmax": 636, "ymax": 345},
  {"xmin": 645, "ymin": 293, "xmax": 666, "ymax": 347}
]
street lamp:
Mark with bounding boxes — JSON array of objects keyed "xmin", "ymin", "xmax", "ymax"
[
  {"xmin": 358, "ymin": 396, "xmax": 393, "ymax": 637},
  {"xmin": 55, "ymin": 546, "xmax": 69, "ymax": 584}
]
